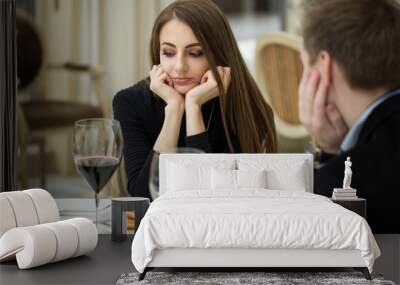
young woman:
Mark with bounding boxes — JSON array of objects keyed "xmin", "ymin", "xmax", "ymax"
[{"xmin": 113, "ymin": 0, "xmax": 277, "ymax": 198}]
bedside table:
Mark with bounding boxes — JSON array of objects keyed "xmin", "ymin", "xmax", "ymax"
[{"xmin": 331, "ymin": 198, "xmax": 366, "ymax": 219}]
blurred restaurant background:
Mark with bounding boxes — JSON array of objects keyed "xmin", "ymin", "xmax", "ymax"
[{"xmin": 16, "ymin": 0, "xmax": 306, "ymax": 198}]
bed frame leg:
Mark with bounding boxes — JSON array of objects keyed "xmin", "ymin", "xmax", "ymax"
[
  {"xmin": 138, "ymin": 268, "xmax": 148, "ymax": 281},
  {"xmin": 354, "ymin": 267, "xmax": 371, "ymax": 280}
]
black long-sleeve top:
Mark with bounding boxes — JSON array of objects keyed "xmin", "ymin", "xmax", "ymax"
[{"xmin": 113, "ymin": 80, "xmax": 240, "ymax": 198}]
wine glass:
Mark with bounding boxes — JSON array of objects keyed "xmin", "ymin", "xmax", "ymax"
[
  {"xmin": 73, "ymin": 118, "xmax": 123, "ymax": 225},
  {"xmin": 149, "ymin": 147, "xmax": 204, "ymax": 200}
]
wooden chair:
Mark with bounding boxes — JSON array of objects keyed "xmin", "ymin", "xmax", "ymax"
[
  {"xmin": 255, "ymin": 32, "xmax": 310, "ymax": 153},
  {"xmin": 18, "ymin": 62, "xmax": 128, "ymax": 197},
  {"xmin": 17, "ymin": 11, "xmax": 128, "ymax": 197},
  {"xmin": 17, "ymin": 63, "xmax": 110, "ymax": 188},
  {"xmin": 16, "ymin": 11, "xmax": 110, "ymax": 189}
]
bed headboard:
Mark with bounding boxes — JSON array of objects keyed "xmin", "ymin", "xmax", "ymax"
[{"xmin": 159, "ymin": 153, "xmax": 313, "ymax": 195}]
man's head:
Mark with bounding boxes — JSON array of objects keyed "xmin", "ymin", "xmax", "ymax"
[{"xmin": 301, "ymin": 0, "xmax": 400, "ymax": 92}]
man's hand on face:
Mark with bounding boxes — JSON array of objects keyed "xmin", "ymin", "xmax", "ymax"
[{"xmin": 298, "ymin": 67, "xmax": 348, "ymax": 154}]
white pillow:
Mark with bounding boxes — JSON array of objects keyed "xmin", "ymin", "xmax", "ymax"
[
  {"xmin": 238, "ymin": 159, "xmax": 308, "ymax": 191},
  {"xmin": 266, "ymin": 167, "xmax": 306, "ymax": 191},
  {"xmin": 236, "ymin": 169, "xmax": 267, "ymax": 188},
  {"xmin": 165, "ymin": 159, "xmax": 235, "ymax": 192},
  {"xmin": 211, "ymin": 168, "xmax": 236, "ymax": 190},
  {"xmin": 167, "ymin": 162, "xmax": 211, "ymax": 191},
  {"xmin": 211, "ymin": 168, "xmax": 267, "ymax": 190}
]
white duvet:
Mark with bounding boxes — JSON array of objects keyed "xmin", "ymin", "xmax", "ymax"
[{"xmin": 131, "ymin": 190, "xmax": 380, "ymax": 273}]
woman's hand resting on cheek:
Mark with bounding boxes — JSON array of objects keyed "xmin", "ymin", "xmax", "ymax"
[
  {"xmin": 149, "ymin": 65, "xmax": 184, "ymax": 107},
  {"xmin": 185, "ymin": 66, "xmax": 231, "ymax": 107}
]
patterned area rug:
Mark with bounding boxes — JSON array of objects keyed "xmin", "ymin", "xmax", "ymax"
[{"xmin": 116, "ymin": 271, "xmax": 396, "ymax": 285}]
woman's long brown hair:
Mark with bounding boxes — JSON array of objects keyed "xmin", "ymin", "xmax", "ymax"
[{"xmin": 149, "ymin": 0, "xmax": 277, "ymax": 153}]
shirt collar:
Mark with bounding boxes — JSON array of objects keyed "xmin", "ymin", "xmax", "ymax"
[{"xmin": 340, "ymin": 87, "xmax": 400, "ymax": 152}]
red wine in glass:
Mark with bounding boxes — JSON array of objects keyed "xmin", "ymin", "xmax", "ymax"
[
  {"xmin": 75, "ymin": 156, "xmax": 120, "ymax": 194},
  {"xmin": 73, "ymin": 118, "xmax": 123, "ymax": 227}
]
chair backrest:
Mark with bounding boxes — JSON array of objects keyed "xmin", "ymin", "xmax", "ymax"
[
  {"xmin": 46, "ymin": 62, "xmax": 110, "ymax": 118},
  {"xmin": 159, "ymin": 153, "xmax": 313, "ymax": 195},
  {"xmin": 255, "ymin": 32, "xmax": 308, "ymax": 139}
]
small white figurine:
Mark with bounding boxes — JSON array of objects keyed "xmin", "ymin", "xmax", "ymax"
[{"xmin": 342, "ymin": 157, "xmax": 353, "ymax": 189}]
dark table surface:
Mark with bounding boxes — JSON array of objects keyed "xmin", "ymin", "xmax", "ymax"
[{"xmin": 0, "ymin": 235, "xmax": 134, "ymax": 285}]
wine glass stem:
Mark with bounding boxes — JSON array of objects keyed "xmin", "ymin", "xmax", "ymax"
[{"xmin": 95, "ymin": 192, "xmax": 99, "ymax": 224}]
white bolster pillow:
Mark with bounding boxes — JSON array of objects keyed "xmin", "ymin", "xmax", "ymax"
[
  {"xmin": 0, "ymin": 196, "xmax": 17, "ymax": 237},
  {"xmin": 24, "ymin": 189, "xmax": 60, "ymax": 223},
  {"xmin": 0, "ymin": 218, "xmax": 98, "ymax": 269},
  {"xmin": 0, "ymin": 191, "xmax": 40, "ymax": 227},
  {"xmin": 64, "ymin": 218, "xmax": 98, "ymax": 257},
  {"xmin": 0, "ymin": 189, "xmax": 59, "ymax": 238}
]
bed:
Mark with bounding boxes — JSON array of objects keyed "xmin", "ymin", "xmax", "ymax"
[{"xmin": 131, "ymin": 154, "xmax": 380, "ymax": 281}]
